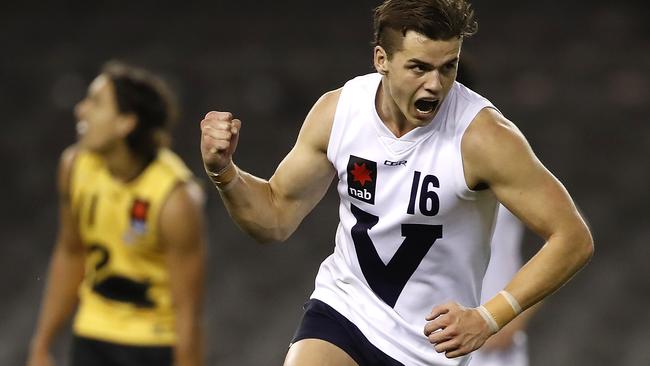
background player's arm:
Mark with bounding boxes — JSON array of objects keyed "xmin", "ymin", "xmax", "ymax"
[
  {"xmin": 465, "ymin": 108, "xmax": 593, "ymax": 310},
  {"xmin": 201, "ymin": 90, "xmax": 339, "ymax": 243},
  {"xmin": 159, "ymin": 180, "xmax": 207, "ymax": 366},
  {"xmin": 28, "ymin": 147, "xmax": 85, "ymax": 366}
]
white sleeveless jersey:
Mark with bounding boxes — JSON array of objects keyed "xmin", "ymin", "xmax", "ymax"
[{"xmin": 311, "ymin": 73, "xmax": 499, "ymax": 365}]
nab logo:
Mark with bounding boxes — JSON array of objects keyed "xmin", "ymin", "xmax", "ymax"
[{"xmin": 347, "ymin": 155, "xmax": 377, "ymax": 204}]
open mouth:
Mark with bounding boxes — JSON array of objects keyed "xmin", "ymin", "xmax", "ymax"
[{"xmin": 414, "ymin": 99, "xmax": 439, "ymax": 114}]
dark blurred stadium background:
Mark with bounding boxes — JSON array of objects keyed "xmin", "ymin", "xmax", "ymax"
[{"xmin": 1, "ymin": 0, "xmax": 648, "ymax": 365}]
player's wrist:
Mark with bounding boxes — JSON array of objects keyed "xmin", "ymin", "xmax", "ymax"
[
  {"xmin": 28, "ymin": 335, "xmax": 52, "ymax": 354},
  {"xmin": 205, "ymin": 161, "xmax": 240, "ymax": 191},
  {"xmin": 477, "ymin": 290, "xmax": 522, "ymax": 334},
  {"xmin": 476, "ymin": 305, "xmax": 499, "ymax": 334}
]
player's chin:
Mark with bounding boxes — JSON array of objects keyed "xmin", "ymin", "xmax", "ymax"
[
  {"xmin": 409, "ymin": 112, "xmax": 435, "ymax": 126},
  {"xmin": 75, "ymin": 138, "xmax": 88, "ymax": 148}
]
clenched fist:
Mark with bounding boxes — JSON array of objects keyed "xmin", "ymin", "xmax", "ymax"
[{"xmin": 200, "ymin": 111, "xmax": 242, "ymax": 174}]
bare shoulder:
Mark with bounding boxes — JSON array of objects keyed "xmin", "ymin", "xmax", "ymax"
[
  {"xmin": 159, "ymin": 179, "xmax": 205, "ymax": 250},
  {"xmin": 57, "ymin": 144, "xmax": 81, "ymax": 197},
  {"xmin": 313, "ymin": 88, "xmax": 342, "ymax": 116},
  {"xmin": 299, "ymin": 88, "xmax": 342, "ymax": 152},
  {"xmin": 463, "ymin": 108, "xmax": 528, "ymax": 156},
  {"xmin": 162, "ymin": 179, "xmax": 206, "ymax": 218},
  {"xmin": 462, "ymin": 108, "xmax": 537, "ymax": 189}
]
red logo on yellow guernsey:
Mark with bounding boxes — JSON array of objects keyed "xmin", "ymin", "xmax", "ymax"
[
  {"xmin": 131, "ymin": 199, "xmax": 149, "ymax": 221},
  {"xmin": 123, "ymin": 199, "xmax": 150, "ymax": 244}
]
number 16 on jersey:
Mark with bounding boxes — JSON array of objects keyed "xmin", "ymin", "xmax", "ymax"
[{"xmin": 351, "ymin": 170, "xmax": 443, "ymax": 307}]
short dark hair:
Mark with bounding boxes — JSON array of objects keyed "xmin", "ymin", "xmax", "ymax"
[
  {"xmin": 101, "ymin": 61, "xmax": 178, "ymax": 161},
  {"xmin": 373, "ymin": 0, "xmax": 478, "ymax": 58}
]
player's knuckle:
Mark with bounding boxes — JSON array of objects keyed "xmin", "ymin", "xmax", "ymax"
[
  {"xmin": 219, "ymin": 111, "xmax": 233, "ymax": 120},
  {"xmin": 219, "ymin": 121, "xmax": 233, "ymax": 130},
  {"xmin": 205, "ymin": 111, "xmax": 219, "ymax": 119}
]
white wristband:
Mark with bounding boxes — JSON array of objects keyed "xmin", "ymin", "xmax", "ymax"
[
  {"xmin": 499, "ymin": 290, "xmax": 522, "ymax": 315},
  {"xmin": 477, "ymin": 305, "xmax": 499, "ymax": 333},
  {"xmin": 205, "ymin": 162, "xmax": 240, "ymax": 192},
  {"xmin": 215, "ymin": 173, "xmax": 240, "ymax": 192}
]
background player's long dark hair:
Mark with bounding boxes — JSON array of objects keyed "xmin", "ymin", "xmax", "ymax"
[{"xmin": 102, "ymin": 61, "xmax": 178, "ymax": 163}]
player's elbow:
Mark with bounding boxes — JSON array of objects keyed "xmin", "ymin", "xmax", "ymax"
[
  {"xmin": 248, "ymin": 207, "xmax": 299, "ymax": 244},
  {"xmin": 572, "ymin": 226, "xmax": 594, "ymax": 267},
  {"xmin": 236, "ymin": 199, "xmax": 299, "ymax": 244},
  {"xmin": 246, "ymin": 223, "xmax": 293, "ymax": 245},
  {"xmin": 250, "ymin": 231, "xmax": 281, "ymax": 245},
  {"xmin": 581, "ymin": 231, "xmax": 595, "ymax": 264}
]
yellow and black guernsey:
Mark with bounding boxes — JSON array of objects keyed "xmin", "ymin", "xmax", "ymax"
[{"xmin": 70, "ymin": 148, "xmax": 192, "ymax": 346}]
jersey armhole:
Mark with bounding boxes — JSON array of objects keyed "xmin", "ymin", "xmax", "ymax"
[
  {"xmin": 326, "ymin": 86, "xmax": 351, "ymax": 170},
  {"xmin": 453, "ymin": 105, "xmax": 501, "ymax": 201}
]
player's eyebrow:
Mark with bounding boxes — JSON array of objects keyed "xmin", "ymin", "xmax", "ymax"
[
  {"xmin": 407, "ymin": 56, "xmax": 459, "ymax": 67},
  {"xmin": 406, "ymin": 58, "xmax": 432, "ymax": 65}
]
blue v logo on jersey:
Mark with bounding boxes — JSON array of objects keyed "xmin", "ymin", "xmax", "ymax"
[{"xmin": 347, "ymin": 155, "xmax": 377, "ymax": 204}]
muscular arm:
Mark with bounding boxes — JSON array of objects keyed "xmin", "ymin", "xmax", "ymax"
[
  {"xmin": 201, "ymin": 90, "xmax": 340, "ymax": 243},
  {"xmin": 28, "ymin": 147, "xmax": 85, "ymax": 365},
  {"xmin": 425, "ymin": 109, "xmax": 593, "ymax": 358},
  {"xmin": 159, "ymin": 180, "xmax": 207, "ymax": 366},
  {"xmin": 479, "ymin": 205, "xmax": 536, "ymax": 351},
  {"xmin": 463, "ymin": 108, "xmax": 593, "ymax": 310}
]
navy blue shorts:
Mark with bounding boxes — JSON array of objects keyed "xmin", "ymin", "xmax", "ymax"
[
  {"xmin": 70, "ymin": 335, "xmax": 172, "ymax": 366},
  {"xmin": 291, "ymin": 299, "xmax": 404, "ymax": 366}
]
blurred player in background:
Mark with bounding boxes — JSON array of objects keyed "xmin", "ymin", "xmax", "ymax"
[
  {"xmin": 472, "ymin": 205, "xmax": 536, "ymax": 366},
  {"xmin": 27, "ymin": 61, "xmax": 206, "ymax": 366}
]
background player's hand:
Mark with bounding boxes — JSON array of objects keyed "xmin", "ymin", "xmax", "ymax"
[
  {"xmin": 200, "ymin": 111, "xmax": 241, "ymax": 174},
  {"xmin": 423, "ymin": 302, "xmax": 493, "ymax": 358}
]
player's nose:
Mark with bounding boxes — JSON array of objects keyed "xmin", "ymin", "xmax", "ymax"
[{"xmin": 423, "ymin": 71, "xmax": 443, "ymax": 93}]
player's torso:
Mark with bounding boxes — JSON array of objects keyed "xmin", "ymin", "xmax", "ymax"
[
  {"xmin": 70, "ymin": 149, "xmax": 191, "ymax": 346},
  {"xmin": 312, "ymin": 74, "xmax": 497, "ymax": 365}
]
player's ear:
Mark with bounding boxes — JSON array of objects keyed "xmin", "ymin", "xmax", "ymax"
[
  {"xmin": 116, "ymin": 112, "xmax": 137, "ymax": 137},
  {"xmin": 374, "ymin": 46, "xmax": 389, "ymax": 75}
]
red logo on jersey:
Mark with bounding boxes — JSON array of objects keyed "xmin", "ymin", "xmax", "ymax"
[
  {"xmin": 125, "ymin": 199, "xmax": 150, "ymax": 242},
  {"xmin": 130, "ymin": 199, "xmax": 149, "ymax": 221},
  {"xmin": 351, "ymin": 163, "xmax": 373, "ymax": 186},
  {"xmin": 347, "ymin": 155, "xmax": 377, "ymax": 205}
]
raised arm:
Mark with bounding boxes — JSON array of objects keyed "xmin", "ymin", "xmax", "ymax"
[
  {"xmin": 200, "ymin": 90, "xmax": 340, "ymax": 243},
  {"xmin": 424, "ymin": 108, "xmax": 593, "ymax": 358},
  {"xmin": 159, "ymin": 180, "xmax": 207, "ymax": 366},
  {"xmin": 28, "ymin": 147, "xmax": 85, "ymax": 366}
]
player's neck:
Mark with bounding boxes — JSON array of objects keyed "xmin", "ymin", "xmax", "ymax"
[
  {"xmin": 375, "ymin": 81, "xmax": 417, "ymax": 138},
  {"xmin": 104, "ymin": 144, "xmax": 148, "ymax": 183}
]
